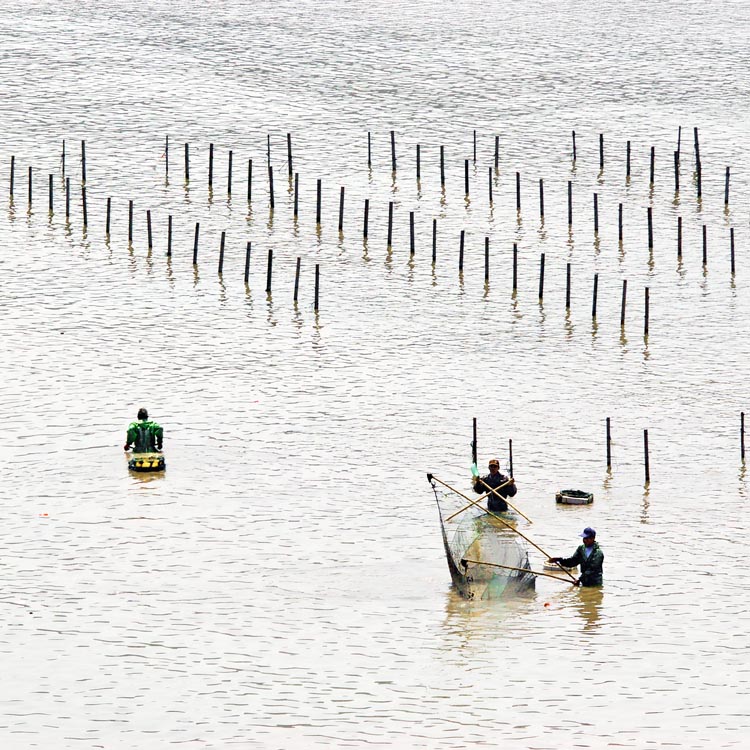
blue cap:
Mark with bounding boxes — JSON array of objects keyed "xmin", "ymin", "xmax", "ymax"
[{"xmin": 579, "ymin": 527, "xmax": 596, "ymax": 538}]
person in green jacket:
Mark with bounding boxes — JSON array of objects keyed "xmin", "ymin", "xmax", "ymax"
[
  {"xmin": 124, "ymin": 408, "xmax": 164, "ymax": 453},
  {"xmin": 548, "ymin": 527, "xmax": 604, "ymax": 587}
]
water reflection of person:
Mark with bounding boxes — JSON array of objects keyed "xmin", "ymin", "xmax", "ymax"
[{"xmin": 572, "ymin": 586, "xmax": 604, "ymax": 631}]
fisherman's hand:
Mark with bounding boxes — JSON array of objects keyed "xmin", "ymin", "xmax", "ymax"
[
  {"xmin": 574, "ymin": 579, "xmax": 582, "ymax": 587},
  {"xmin": 123, "ymin": 444, "xmax": 131, "ymax": 451},
  {"xmin": 548, "ymin": 557, "xmax": 562, "ymax": 564}
]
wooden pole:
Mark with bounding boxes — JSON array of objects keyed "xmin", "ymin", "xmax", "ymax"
[
  {"xmin": 184, "ymin": 143, "xmax": 190, "ymax": 181},
  {"xmin": 65, "ymin": 178, "xmax": 70, "ymax": 220},
  {"xmin": 644, "ymin": 286, "xmax": 649, "ymax": 336},
  {"xmin": 227, "ymin": 150, "xmax": 233, "ymax": 196},
  {"xmin": 294, "ymin": 173, "xmax": 299, "ymax": 219},
  {"xmin": 472, "ymin": 417, "xmax": 478, "ymax": 466},
  {"xmin": 476, "ymin": 478, "xmax": 532, "ymax": 524},
  {"xmin": 445, "ymin": 477, "xmax": 515, "ymax": 523},
  {"xmin": 599, "ymin": 133, "xmax": 604, "ymax": 170},
  {"xmin": 725, "ymin": 166, "xmax": 730, "ymax": 206},
  {"xmin": 27, "ymin": 166, "xmax": 32, "ymax": 205},
  {"xmin": 648, "ymin": 207, "xmax": 653, "ymax": 250},
  {"xmin": 128, "ymin": 200, "xmax": 133, "ymax": 243},
  {"xmin": 592, "ymin": 273, "xmax": 599, "ymax": 318},
  {"xmin": 410, "ymin": 211, "xmax": 415, "ymax": 256},
  {"xmin": 314, "ymin": 263, "xmax": 320, "ymax": 311},
  {"xmin": 674, "ymin": 150, "xmax": 680, "ymax": 193},
  {"xmin": 484, "ymin": 237, "xmax": 490, "ymax": 284},
  {"xmin": 515, "ymin": 172, "xmax": 521, "ymax": 211},
  {"xmin": 606, "ymin": 417, "xmax": 611, "ymax": 468},
  {"xmin": 494, "ymin": 135, "xmax": 499, "ymax": 171},
  {"xmin": 677, "ymin": 216, "xmax": 682, "ymax": 258},
  {"xmin": 106, "ymin": 197, "xmax": 111, "ymax": 236},
  {"xmin": 61, "ymin": 140, "xmax": 65, "ymax": 178},
  {"xmin": 565, "ymin": 262, "xmax": 571, "ymax": 309},
  {"xmin": 147, "ymin": 209, "xmax": 152, "ymax": 250},
  {"xmin": 488, "ymin": 167, "xmax": 493, "ymax": 204},
  {"xmin": 363, "ymin": 198, "xmax": 369, "ymax": 238},
  {"xmin": 192, "ymin": 222, "xmax": 199, "ymax": 264},
  {"xmin": 247, "ymin": 159, "xmax": 253, "ymax": 203},
  {"xmin": 244, "ymin": 241, "xmax": 251, "ymax": 283},
  {"xmin": 512, "ymin": 243, "xmax": 517, "ymax": 291},
  {"xmin": 316, "ymin": 179, "xmax": 321, "ymax": 225},
  {"xmin": 218, "ymin": 231, "xmax": 225, "ymax": 274},
  {"xmin": 473, "ymin": 129, "xmax": 477, "ymax": 164},
  {"xmin": 265, "ymin": 248, "xmax": 273, "ymax": 293},
  {"xmin": 167, "ymin": 215, "xmax": 172, "ymax": 257},
  {"xmin": 268, "ymin": 165, "xmax": 275, "ymax": 210},
  {"xmin": 208, "ymin": 143, "xmax": 214, "ymax": 188},
  {"xmin": 367, "ymin": 132, "xmax": 371, "ymax": 168},
  {"xmin": 644, "ymin": 429, "xmax": 650, "ymax": 483},
  {"xmin": 416, "ymin": 144, "xmax": 421, "ymax": 181},
  {"xmin": 572, "ymin": 130, "xmax": 577, "ymax": 161},
  {"xmin": 9, "ymin": 155, "xmax": 14, "ymax": 197},
  {"xmin": 387, "ymin": 201, "xmax": 393, "ymax": 247},
  {"xmin": 626, "ymin": 140, "xmax": 631, "ymax": 179},
  {"xmin": 390, "ymin": 130, "xmax": 396, "ymax": 171},
  {"xmin": 618, "ymin": 203, "xmax": 623, "ymax": 242},
  {"xmin": 461, "ymin": 558, "xmax": 577, "ymax": 585},
  {"xmin": 440, "ymin": 145, "xmax": 445, "ymax": 187},
  {"xmin": 287, "ymin": 133, "xmax": 293, "ymax": 177},
  {"xmin": 538, "ymin": 253, "xmax": 545, "ymax": 300},
  {"xmin": 81, "ymin": 140, "xmax": 86, "ymax": 184},
  {"xmin": 731, "ymin": 227, "xmax": 735, "ymax": 274},
  {"xmin": 649, "ymin": 146, "xmax": 655, "ymax": 185},
  {"xmin": 459, "ymin": 230, "xmax": 464, "ymax": 272},
  {"xmin": 702, "ymin": 224, "xmax": 707, "ymax": 266},
  {"xmin": 293, "ymin": 257, "xmax": 301, "ymax": 302},
  {"xmin": 620, "ymin": 279, "xmax": 627, "ymax": 326},
  {"xmin": 464, "ymin": 159, "xmax": 469, "ymax": 196},
  {"xmin": 508, "ymin": 438, "xmax": 513, "ymax": 477},
  {"xmin": 338, "ymin": 186, "xmax": 345, "ymax": 232},
  {"xmin": 48, "ymin": 174, "xmax": 53, "ymax": 212},
  {"xmin": 266, "ymin": 134, "xmax": 270, "ymax": 168},
  {"xmin": 165, "ymin": 134, "xmax": 169, "ymax": 177},
  {"xmin": 742, "ymin": 412, "xmax": 746, "ymax": 461},
  {"xmin": 567, "ymin": 181, "xmax": 572, "ymax": 227},
  {"xmin": 432, "ymin": 218, "xmax": 437, "ymax": 263},
  {"xmin": 539, "ymin": 179, "xmax": 544, "ymax": 219},
  {"xmin": 81, "ymin": 185, "xmax": 87, "ymax": 227}
]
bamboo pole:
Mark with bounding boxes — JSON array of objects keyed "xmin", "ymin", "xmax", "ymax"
[
  {"xmin": 461, "ymin": 558, "xmax": 578, "ymax": 585},
  {"xmin": 428, "ymin": 474, "xmax": 577, "ymax": 583},
  {"xmin": 444, "ymin": 476, "xmax": 514, "ymax": 522},
  {"xmin": 477, "ymin": 477, "xmax": 533, "ymax": 524}
]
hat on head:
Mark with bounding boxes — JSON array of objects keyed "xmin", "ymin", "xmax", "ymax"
[
  {"xmin": 579, "ymin": 527, "xmax": 596, "ymax": 538},
  {"xmin": 488, "ymin": 458, "xmax": 500, "ymax": 467}
]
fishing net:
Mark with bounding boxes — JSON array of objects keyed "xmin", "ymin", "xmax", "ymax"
[{"xmin": 430, "ymin": 477, "xmax": 535, "ymax": 600}]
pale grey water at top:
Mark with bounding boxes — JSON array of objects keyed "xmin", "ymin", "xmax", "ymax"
[{"xmin": 1, "ymin": 1, "xmax": 750, "ymax": 748}]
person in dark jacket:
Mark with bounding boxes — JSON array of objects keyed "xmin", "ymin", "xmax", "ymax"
[
  {"xmin": 548, "ymin": 527, "xmax": 604, "ymax": 587},
  {"xmin": 473, "ymin": 458, "xmax": 517, "ymax": 513}
]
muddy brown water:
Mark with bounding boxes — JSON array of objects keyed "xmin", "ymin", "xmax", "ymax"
[{"xmin": 1, "ymin": 1, "xmax": 750, "ymax": 747}]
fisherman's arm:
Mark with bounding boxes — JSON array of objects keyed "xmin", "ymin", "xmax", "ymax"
[{"xmin": 124, "ymin": 424, "xmax": 137, "ymax": 450}]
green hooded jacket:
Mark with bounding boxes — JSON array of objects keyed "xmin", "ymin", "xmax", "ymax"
[
  {"xmin": 126, "ymin": 420, "xmax": 164, "ymax": 452},
  {"xmin": 560, "ymin": 541, "xmax": 603, "ymax": 586}
]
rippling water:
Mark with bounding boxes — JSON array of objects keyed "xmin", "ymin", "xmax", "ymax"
[{"xmin": 2, "ymin": 1, "xmax": 750, "ymax": 748}]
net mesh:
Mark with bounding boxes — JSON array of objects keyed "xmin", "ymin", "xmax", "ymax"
[{"xmin": 431, "ymin": 479, "xmax": 535, "ymax": 600}]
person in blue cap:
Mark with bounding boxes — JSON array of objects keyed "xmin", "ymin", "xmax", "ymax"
[{"xmin": 548, "ymin": 527, "xmax": 603, "ymax": 587}]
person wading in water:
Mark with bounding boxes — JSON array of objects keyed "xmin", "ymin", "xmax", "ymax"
[
  {"xmin": 472, "ymin": 458, "xmax": 517, "ymax": 513},
  {"xmin": 548, "ymin": 527, "xmax": 604, "ymax": 587},
  {"xmin": 123, "ymin": 408, "xmax": 164, "ymax": 453}
]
